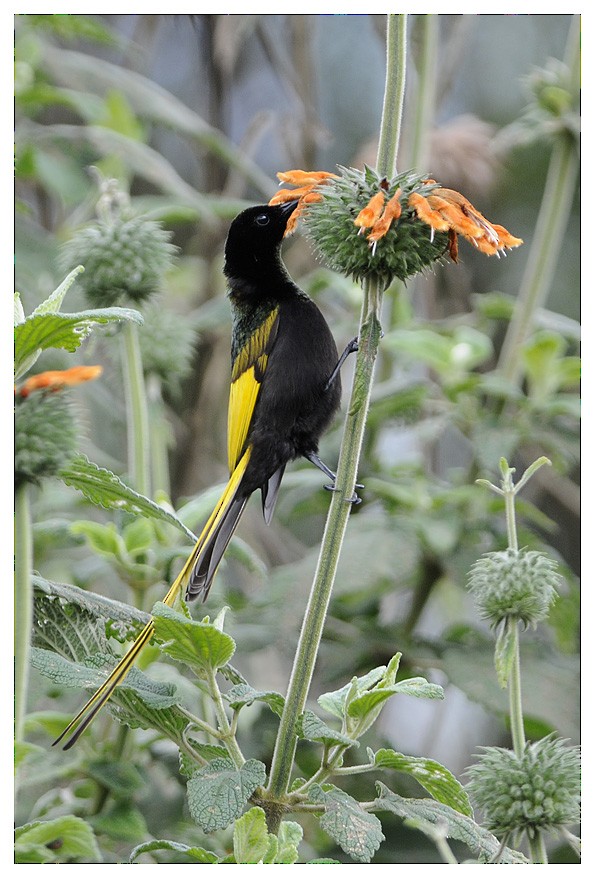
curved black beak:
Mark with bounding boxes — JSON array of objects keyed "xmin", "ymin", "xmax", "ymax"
[{"xmin": 279, "ymin": 198, "xmax": 300, "ymax": 215}]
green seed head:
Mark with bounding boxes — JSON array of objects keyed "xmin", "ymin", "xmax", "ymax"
[
  {"xmin": 467, "ymin": 736, "xmax": 580, "ymax": 837},
  {"xmin": 467, "ymin": 547, "xmax": 560, "ymax": 628},
  {"xmin": 302, "ymin": 165, "xmax": 449, "ymax": 287},
  {"xmin": 61, "ymin": 212, "xmax": 177, "ymax": 308},
  {"xmin": 15, "ymin": 391, "xmax": 78, "ymax": 488}
]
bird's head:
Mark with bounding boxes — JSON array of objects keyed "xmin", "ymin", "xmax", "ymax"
[{"xmin": 224, "ymin": 202, "xmax": 299, "ymax": 281}]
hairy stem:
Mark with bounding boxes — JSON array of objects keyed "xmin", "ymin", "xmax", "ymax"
[
  {"xmin": 528, "ymin": 829, "xmax": 549, "ymax": 865},
  {"xmin": 121, "ymin": 322, "xmax": 151, "ymax": 512},
  {"xmin": 498, "ymin": 17, "xmax": 579, "ymax": 384},
  {"xmin": 377, "ymin": 14, "xmax": 408, "ymax": 178},
  {"xmin": 508, "ymin": 619, "xmax": 526, "ymax": 758},
  {"xmin": 14, "ymin": 484, "xmax": 33, "ymax": 743},
  {"xmin": 265, "ymin": 15, "xmax": 408, "ymax": 827}
]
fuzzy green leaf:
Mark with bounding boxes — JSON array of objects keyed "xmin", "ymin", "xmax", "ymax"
[
  {"xmin": 30, "ymin": 265, "xmax": 84, "ymax": 316},
  {"xmin": 152, "ymin": 602, "xmax": 235, "ymax": 674},
  {"xmin": 310, "ymin": 784, "xmax": 384, "ymax": 863},
  {"xmin": 187, "ymin": 759, "xmax": 267, "ymax": 833},
  {"xmin": 233, "ymin": 807, "xmax": 270, "ymax": 864},
  {"xmin": 15, "ymin": 816, "xmax": 101, "ymax": 864},
  {"xmin": 372, "ymin": 749, "xmax": 472, "ymax": 816},
  {"xmin": 129, "ymin": 839, "xmax": 219, "ymax": 864},
  {"xmin": 275, "ymin": 821, "xmax": 303, "ymax": 864},
  {"xmin": 30, "ymin": 647, "xmax": 178, "ymax": 709},
  {"xmin": 347, "ymin": 678, "xmax": 443, "ymax": 723},
  {"xmin": 225, "ymin": 683, "xmax": 285, "ymax": 718},
  {"xmin": 60, "ymin": 453, "xmax": 197, "ymax": 542},
  {"xmin": 14, "ymin": 305, "xmax": 142, "ymax": 379},
  {"xmin": 298, "ymin": 710, "xmax": 359, "ymax": 748},
  {"xmin": 318, "ymin": 666, "xmax": 387, "ymax": 720},
  {"xmin": 372, "ymin": 783, "xmax": 527, "ymax": 864}
]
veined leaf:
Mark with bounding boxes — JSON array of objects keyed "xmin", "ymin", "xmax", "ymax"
[
  {"xmin": 29, "ymin": 265, "xmax": 84, "ymax": 317},
  {"xmin": 233, "ymin": 807, "xmax": 270, "ymax": 865},
  {"xmin": 371, "ymin": 749, "xmax": 472, "ymax": 816},
  {"xmin": 372, "ymin": 783, "xmax": 527, "ymax": 864},
  {"xmin": 318, "ymin": 665, "xmax": 387, "ymax": 720},
  {"xmin": 298, "ymin": 710, "xmax": 359, "ymax": 749},
  {"xmin": 60, "ymin": 453, "xmax": 197, "ymax": 542},
  {"xmin": 309, "ymin": 784, "xmax": 384, "ymax": 864},
  {"xmin": 225, "ymin": 683, "xmax": 285, "ymax": 718},
  {"xmin": 14, "ymin": 306, "xmax": 142, "ymax": 379},
  {"xmin": 152, "ymin": 602, "xmax": 236, "ymax": 674},
  {"xmin": 187, "ymin": 758, "xmax": 267, "ymax": 833}
]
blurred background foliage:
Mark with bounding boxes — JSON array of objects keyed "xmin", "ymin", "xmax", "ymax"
[{"xmin": 15, "ymin": 13, "xmax": 579, "ymax": 863}]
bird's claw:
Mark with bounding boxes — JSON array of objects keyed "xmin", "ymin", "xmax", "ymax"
[{"xmin": 324, "ymin": 483, "xmax": 364, "ymax": 504}]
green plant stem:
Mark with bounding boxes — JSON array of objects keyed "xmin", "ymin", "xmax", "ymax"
[
  {"xmin": 528, "ymin": 830, "xmax": 548, "ymax": 865},
  {"xmin": 121, "ymin": 322, "xmax": 151, "ymax": 505},
  {"xmin": 265, "ymin": 19, "xmax": 407, "ymax": 823},
  {"xmin": 14, "ymin": 484, "xmax": 33, "ymax": 743},
  {"xmin": 377, "ymin": 14, "xmax": 408, "ymax": 178},
  {"xmin": 147, "ymin": 375, "xmax": 172, "ymax": 497},
  {"xmin": 501, "ymin": 464, "xmax": 526, "ymax": 758},
  {"xmin": 266, "ymin": 285, "xmax": 383, "ymax": 809},
  {"xmin": 408, "ymin": 14, "xmax": 439, "ymax": 172},
  {"xmin": 508, "ymin": 619, "xmax": 526, "ymax": 758},
  {"xmin": 498, "ymin": 21, "xmax": 579, "ymax": 384},
  {"xmin": 207, "ymin": 668, "xmax": 245, "ymax": 769}
]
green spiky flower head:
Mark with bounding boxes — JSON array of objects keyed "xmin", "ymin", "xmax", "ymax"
[
  {"xmin": 466, "ymin": 736, "xmax": 580, "ymax": 838},
  {"xmin": 467, "ymin": 547, "xmax": 560, "ymax": 628},
  {"xmin": 61, "ymin": 182, "xmax": 177, "ymax": 308},
  {"xmin": 15, "ymin": 391, "xmax": 77, "ymax": 489},
  {"xmin": 302, "ymin": 166, "xmax": 449, "ymax": 287}
]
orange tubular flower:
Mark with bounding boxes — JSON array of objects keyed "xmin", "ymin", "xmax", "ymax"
[
  {"xmin": 269, "ymin": 169, "xmax": 339, "ymax": 236},
  {"xmin": 276, "ymin": 170, "xmax": 339, "ymax": 188},
  {"xmin": 367, "ymin": 189, "xmax": 403, "ymax": 244},
  {"xmin": 354, "ymin": 191, "xmax": 386, "ymax": 232},
  {"xmin": 408, "ymin": 187, "xmax": 523, "ymax": 258},
  {"xmin": 17, "ymin": 365, "xmax": 103, "ymax": 398}
]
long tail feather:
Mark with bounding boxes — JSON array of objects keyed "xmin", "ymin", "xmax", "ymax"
[{"xmin": 53, "ymin": 451, "xmax": 251, "ymax": 749}]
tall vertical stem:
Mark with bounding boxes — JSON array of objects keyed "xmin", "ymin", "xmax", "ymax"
[
  {"xmin": 121, "ymin": 322, "xmax": 151, "ymax": 502},
  {"xmin": 14, "ymin": 484, "xmax": 33, "ymax": 742},
  {"xmin": 376, "ymin": 14, "xmax": 408, "ymax": 178},
  {"xmin": 498, "ymin": 16, "xmax": 579, "ymax": 384},
  {"xmin": 265, "ymin": 15, "xmax": 408, "ymax": 820}
]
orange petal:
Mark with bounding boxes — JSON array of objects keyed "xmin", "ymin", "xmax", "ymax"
[
  {"xmin": 472, "ymin": 235, "xmax": 500, "ymax": 256},
  {"xmin": 19, "ymin": 365, "xmax": 103, "ymax": 397},
  {"xmin": 302, "ymin": 191, "xmax": 324, "ymax": 204},
  {"xmin": 354, "ymin": 191, "xmax": 386, "ymax": 230},
  {"xmin": 269, "ymin": 186, "xmax": 313, "ymax": 205},
  {"xmin": 276, "ymin": 169, "xmax": 339, "ymax": 187},
  {"xmin": 409, "ymin": 192, "xmax": 450, "ymax": 232},
  {"xmin": 492, "ymin": 224, "xmax": 524, "ymax": 249},
  {"xmin": 430, "ymin": 198, "xmax": 485, "ymax": 240},
  {"xmin": 367, "ymin": 190, "xmax": 403, "ymax": 243}
]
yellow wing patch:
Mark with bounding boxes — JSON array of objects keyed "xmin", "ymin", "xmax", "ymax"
[{"xmin": 228, "ymin": 308, "xmax": 279, "ymax": 472}]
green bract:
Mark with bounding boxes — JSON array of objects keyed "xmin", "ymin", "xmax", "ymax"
[
  {"xmin": 466, "ymin": 736, "xmax": 580, "ymax": 837},
  {"xmin": 467, "ymin": 547, "xmax": 560, "ymax": 628},
  {"xmin": 15, "ymin": 392, "xmax": 77, "ymax": 488},
  {"xmin": 61, "ymin": 213, "xmax": 177, "ymax": 307},
  {"xmin": 302, "ymin": 165, "xmax": 448, "ymax": 286}
]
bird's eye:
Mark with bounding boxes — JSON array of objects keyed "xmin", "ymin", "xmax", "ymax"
[{"xmin": 255, "ymin": 213, "xmax": 270, "ymax": 226}]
